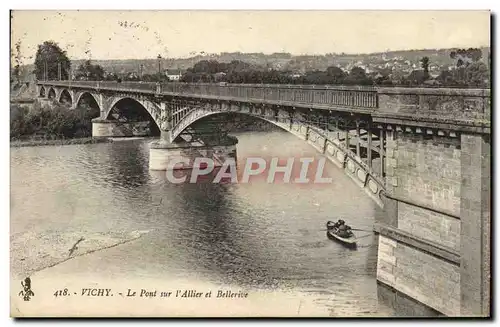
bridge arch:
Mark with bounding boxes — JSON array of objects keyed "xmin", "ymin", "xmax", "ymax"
[
  {"xmin": 172, "ymin": 109, "xmax": 284, "ymax": 142},
  {"xmin": 105, "ymin": 97, "xmax": 161, "ymax": 136},
  {"xmin": 106, "ymin": 97, "xmax": 162, "ymax": 125},
  {"xmin": 47, "ymin": 87, "xmax": 56, "ymax": 99},
  {"xmin": 74, "ymin": 91, "xmax": 101, "ymax": 110},
  {"xmin": 58, "ymin": 88, "xmax": 73, "ymax": 104},
  {"xmin": 171, "ymin": 106, "xmax": 385, "ymax": 207}
]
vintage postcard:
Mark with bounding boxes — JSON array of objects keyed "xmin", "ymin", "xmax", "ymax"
[{"xmin": 10, "ymin": 10, "xmax": 491, "ymax": 317}]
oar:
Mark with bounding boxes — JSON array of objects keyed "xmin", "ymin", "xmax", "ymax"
[
  {"xmin": 350, "ymin": 228, "xmax": 373, "ymax": 233},
  {"xmin": 356, "ymin": 233, "xmax": 374, "ymax": 239},
  {"xmin": 319, "ymin": 228, "xmax": 372, "ymax": 233},
  {"xmin": 319, "ymin": 228, "xmax": 373, "ymax": 233}
]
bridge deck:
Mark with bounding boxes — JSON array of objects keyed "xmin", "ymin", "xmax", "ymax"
[{"xmin": 37, "ymin": 81, "xmax": 491, "ymax": 127}]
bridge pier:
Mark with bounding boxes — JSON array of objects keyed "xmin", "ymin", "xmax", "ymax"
[
  {"xmin": 92, "ymin": 118, "xmax": 153, "ymax": 138},
  {"xmin": 373, "ymin": 87, "xmax": 491, "ymax": 316},
  {"xmin": 459, "ymin": 133, "xmax": 490, "ymax": 316},
  {"xmin": 149, "ymin": 132, "xmax": 238, "ymax": 171},
  {"xmin": 36, "ymin": 96, "xmax": 56, "ymax": 109},
  {"xmin": 374, "ymin": 127, "xmax": 463, "ymax": 316}
]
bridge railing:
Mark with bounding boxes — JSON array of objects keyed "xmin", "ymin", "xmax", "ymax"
[
  {"xmin": 38, "ymin": 81, "xmax": 379, "ymax": 109},
  {"xmin": 37, "ymin": 81, "xmax": 490, "ymax": 120},
  {"xmin": 161, "ymin": 83, "xmax": 379, "ymax": 108},
  {"xmin": 57, "ymin": 81, "xmax": 158, "ymax": 93}
]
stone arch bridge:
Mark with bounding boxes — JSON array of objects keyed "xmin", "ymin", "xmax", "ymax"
[{"xmin": 37, "ymin": 80, "xmax": 490, "ymax": 317}]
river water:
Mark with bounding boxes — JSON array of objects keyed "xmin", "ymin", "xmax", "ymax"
[{"xmin": 10, "ymin": 130, "xmax": 394, "ymax": 317}]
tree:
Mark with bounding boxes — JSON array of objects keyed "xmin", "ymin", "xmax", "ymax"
[
  {"xmin": 326, "ymin": 66, "xmax": 347, "ymax": 83},
  {"xmin": 74, "ymin": 60, "xmax": 105, "ymax": 81},
  {"xmin": 34, "ymin": 41, "xmax": 71, "ymax": 80},
  {"xmin": 104, "ymin": 72, "xmax": 119, "ymax": 81},
  {"xmin": 465, "ymin": 62, "xmax": 489, "ymax": 87},
  {"xmin": 11, "ymin": 40, "xmax": 22, "ymax": 85},
  {"xmin": 436, "ymin": 70, "xmax": 454, "ymax": 84},
  {"xmin": 420, "ymin": 56, "xmax": 430, "ymax": 80},
  {"xmin": 467, "ymin": 47, "xmax": 483, "ymax": 62},
  {"xmin": 122, "ymin": 72, "xmax": 140, "ymax": 82},
  {"xmin": 141, "ymin": 73, "xmax": 169, "ymax": 82},
  {"xmin": 345, "ymin": 66, "xmax": 372, "ymax": 85},
  {"xmin": 449, "ymin": 48, "xmax": 486, "ymax": 83},
  {"xmin": 450, "ymin": 48, "xmax": 482, "ymax": 69},
  {"xmin": 406, "ymin": 70, "xmax": 427, "ymax": 85}
]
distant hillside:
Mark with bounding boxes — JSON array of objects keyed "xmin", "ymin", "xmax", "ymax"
[{"xmin": 17, "ymin": 47, "xmax": 490, "ymax": 79}]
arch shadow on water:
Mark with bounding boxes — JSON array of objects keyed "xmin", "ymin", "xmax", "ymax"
[
  {"xmin": 71, "ymin": 139, "xmax": 153, "ymax": 191},
  {"xmin": 100, "ymin": 140, "xmax": 153, "ymax": 189}
]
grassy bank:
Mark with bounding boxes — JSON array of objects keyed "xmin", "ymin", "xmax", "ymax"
[
  {"xmin": 10, "ymin": 137, "xmax": 112, "ymax": 148},
  {"xmin": 10, "ymin": 99, "xmax": 102, "ymax": 147}
]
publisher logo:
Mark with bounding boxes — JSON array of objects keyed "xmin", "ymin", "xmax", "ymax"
[{"xmin": 19, "ymin": 277, "xmax": 35, "ymax": 301}]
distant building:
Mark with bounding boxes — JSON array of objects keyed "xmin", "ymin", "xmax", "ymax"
[
  {"xmin": 126, "ymin": 72, "xmax": 139, "ymax": 80},
  {"xmin": 214, "ymin": 72, "xmax": 227, "ymax": 81},
  {"xmin": 165, "ymin": 69, "xmax": 182, "ymax": 81}
]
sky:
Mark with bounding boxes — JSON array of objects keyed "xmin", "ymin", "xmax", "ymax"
[{"xmin": 10, "ymin": 10, "xmax": 491, "ymax": 63}]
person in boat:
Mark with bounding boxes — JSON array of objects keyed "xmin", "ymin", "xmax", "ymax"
[
  {"xmin": 333, "ymin": 219, "xmax": 345, "ymax": 228},
  {"xmin": 338, "ymin": 223, "xmax": 354, "ymax": 238}
]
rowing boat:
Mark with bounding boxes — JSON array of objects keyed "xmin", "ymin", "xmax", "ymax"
[{"xmin": 326, "ymin": 221, "xmax": 357, "ymax": 247}]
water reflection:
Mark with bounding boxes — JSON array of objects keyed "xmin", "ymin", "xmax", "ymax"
[
  {"xmin": 149, "ymin": 168, "xmax": 281, "ymax": 288},
  {"xmin": 100, "ymin": 140, "xmax": 152, "ymax": 188}
]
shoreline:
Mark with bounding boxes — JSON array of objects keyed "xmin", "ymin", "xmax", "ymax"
[
  {"xmin": 10, "ymin": 129, "xmax": 279, "ymax": 148},
  {"xmin": 10, "ymin": 228, "xmax": 151, "ymax": 281},
  {"xmin": 10, "ymin": 137, "xmax": 112, "ymax": 148}
]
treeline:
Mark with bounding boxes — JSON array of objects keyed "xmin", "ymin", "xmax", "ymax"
[
  {"xmin": 178, "ymin": 59, "xmax": 489, "ymax": 87},
  {"xmin": 180, "ymin": 60, "xmax": 374, "ymax": 85},
  {"xmin": 64, "ymin": 47, "xmax": 488, "ymax": 75},
  {"xmin": 10, "ymin": 102, "xmax": 100, "ymax": 140},
  {"xmin": 74, "ymin": 60, "xmax": 168, "ymax": 82}
]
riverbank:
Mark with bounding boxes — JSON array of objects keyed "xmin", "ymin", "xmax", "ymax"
[
  {"xmin": 10, "ymin": 228, "xmax": 151, "ymax": 280},
  {"xmin": 10, "ymin": 137, "xmax": 112, "ymax": 148}
]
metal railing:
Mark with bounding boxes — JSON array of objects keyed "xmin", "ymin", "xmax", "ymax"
[
  {"xmin": 37, "ymin": 81, "xmax": 491, "ymax": 118},
  {"xmin": 38, "ymin": 81, "xmax": 379, "ymax": 109}
]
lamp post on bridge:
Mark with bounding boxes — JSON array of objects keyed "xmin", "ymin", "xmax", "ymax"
[
  {"xmin": 189, "ymin": 51, "xmax": 198, "ymax": 83},
  {"xmin": 157, "ymin": 54, "xmax": 162, "ymax": 82}
]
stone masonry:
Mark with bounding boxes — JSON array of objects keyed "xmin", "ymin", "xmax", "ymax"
[
  {"xmin": 384, "ymin": 131, "xmax": 462, "ymax": 250},
  {"xmin": 375, "ymin": 87, "xmax": 490, "ymax": 317},
  {"xmin": 377, "ymin": 235, "xmax": 460, "ymax": 316},
  {"xmin": 460, "ymin": 134, "xmax": 490, "ymax": 316}
]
